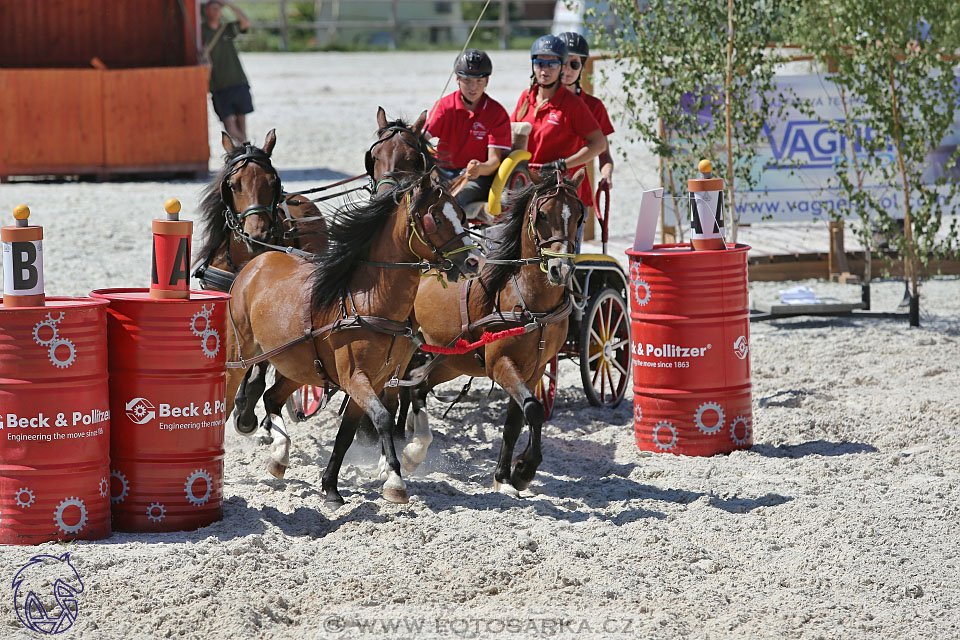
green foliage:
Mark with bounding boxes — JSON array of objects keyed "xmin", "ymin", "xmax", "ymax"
[
  {"xmin": 587, "ymin": 0, "xmax": 795, "ymax": 239},
  {"xmin": 791, "ymin": 1, "xmax": 960, "ymax": 317}
]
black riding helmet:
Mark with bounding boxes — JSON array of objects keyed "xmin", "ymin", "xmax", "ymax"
[
  {"xmin": 529, "ymin": 35, "xmax": 567, "ymax": 88},
  {"xmin": 455, "ymin": 49, "xmax": 492, "ymax": 78},
  {"xmin": 558, "ymin": 32, "xmax": 589, "ymax": 58},
  {"xmin": 530, "ymin": 34, "xmax": 568, "ymax": 64}
]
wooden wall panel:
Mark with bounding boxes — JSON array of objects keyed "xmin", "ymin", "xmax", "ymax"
[
  {"xmin": 0, "ymin": 0, "xmax": 200, "ymax": 68},
  {"xmin": 102, "ymin": 67, "xmax": 210, "ymax": 169},
  {"xmin": 0, "ymin": 70, "xmax": 104, "ymax": 172}
]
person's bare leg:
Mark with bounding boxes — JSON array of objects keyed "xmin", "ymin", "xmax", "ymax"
[
  {"xmin": 235, "ymin": 114, "xmax": 247, "ymax": 143},
  {"xmin": 223, "ymin": 115, "xmax": 244, "ymax": 144}
]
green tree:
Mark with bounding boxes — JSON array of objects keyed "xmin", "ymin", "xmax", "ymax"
[
  {"xmin": 793, "ymin": 1, "xmax": 960, "ymax": 326},
  {"xmin": 587, "ymin": 0, "xmax": 793, "ymax": 241}
]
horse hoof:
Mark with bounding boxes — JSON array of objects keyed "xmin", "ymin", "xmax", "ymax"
[
  {"xmin": 267, "ymin": 460, "xmax": 287, "ymax": 478},
  {"xmin": 401, "ymin": 450, "xmax": 419, "ymax": 473},
  {"xmin": 493, "ymin": 479, "xmax": 520, "ymax": 498},
  {"xmin": 383, "ymin": 486, "xmax": 409, "ymax": 504},
  {"xmin": 324, "ymin": 493, "xmax": 345, "ymax": 510},
  {"xmin": 233, "ymin": 418, "xmax": 258, "ymax": 437}
]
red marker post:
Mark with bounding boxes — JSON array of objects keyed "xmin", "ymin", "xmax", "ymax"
[
  {"xmin": 2, "ymin": 205, "xmax": 45, "ymax": 308},
  {"xmin": 151, "ymin": 198, "xmax": 193, "ymax": 299},
  {"xmin": 688, "ymin": 159, "xmax": 727, "ymax": 251}
]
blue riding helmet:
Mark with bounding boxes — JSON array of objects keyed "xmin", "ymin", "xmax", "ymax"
[
  {"xmin": 558, "ymin": 32, "xmax": 589, "ymax": 59},
  {"xmin": 530, "ymin": 35, "xmax": 568, "ymax": 64}
]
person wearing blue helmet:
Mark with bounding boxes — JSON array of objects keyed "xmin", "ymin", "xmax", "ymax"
[
  {"xmin": 559, "ymin": 31, "xmax": 615, "ymax": 209},
  {"xmin": 511, "ymin": 34, "xmax": 605, "ymax": 184}
]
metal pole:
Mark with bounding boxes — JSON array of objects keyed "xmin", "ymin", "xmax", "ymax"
[
  {"xmin": 499, "ymin": 0, "xmax": 509, "ymax": 50},
  {"xmin": 280, "ymin": 0, "xmax": 289, "ymax": 51},
  {"xmin": 391, "ymin": 0, "xmax": 399, "ymax": 50}
]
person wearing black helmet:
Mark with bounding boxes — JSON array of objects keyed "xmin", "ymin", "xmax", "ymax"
[
  {"xmin": 512, "ymin": 35, "xmax": 605, "ymax": 187},
  {"xmin": 559, "ymin": 31, "xmax": 615, "ymax": 210},
  {"xmin": 425, "ymin": 49, "xmax": 512, "ymax": 214}
]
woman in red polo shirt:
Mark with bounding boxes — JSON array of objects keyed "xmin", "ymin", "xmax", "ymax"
[
  {"xmin": 511, "ymin": 35, "xmax": 605, "ymax": 196},
  {"xmin": 425, "ymin": 49, "xmax": 512, "ymax": 212},
  {"xmin": 559, "ymin": 32, "xmax": 615, "ymax": 208}
]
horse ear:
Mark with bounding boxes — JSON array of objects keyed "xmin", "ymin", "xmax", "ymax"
[
  {"xmin": 221, "ymin": 131, "xmax": 238, "ymax": 153},
  {"xmin": 413, "ymin": 110, "xmax": 428, "ymax": 134},
  {"xmin": 262, "ymin": 129, "xmax": 277, "ymax": 157},
  {"xmin": 570, "ymin": 167, "xmax": 586, "ymax": 188},
  {"xmin": 377, "ymin": 106, "xmax": 388, "ymax": 131}
]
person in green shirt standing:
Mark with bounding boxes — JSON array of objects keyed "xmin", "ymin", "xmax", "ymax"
[{"xmin": 202, "ymin": 0, "xmax": 253, "ymax": 143}]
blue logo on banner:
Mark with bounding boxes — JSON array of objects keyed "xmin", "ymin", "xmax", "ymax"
[{"xmin": 12, "ymin": 553, "xmax": 84, "ymax": 635}]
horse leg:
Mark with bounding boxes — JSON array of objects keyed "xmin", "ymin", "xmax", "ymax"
[
  {"xmin": 234, "ymin": 361, "xmax": 269, "ymax": 437},
  {"xmin": 491, "ymin": 359, "xmax": 543, "ymax": 495},
  {"xmin": 260, "ymin": 374, "xmax": 302, "ymax": 479},
  {"xmin": 401, "ymin": 382, "xmax": 433, "ymax": 473},
  {"xmin": 350, "ymin": 380, "xmax": 408, "ymax": 504},
  {"xmin": 320, "ymin": 401, "xmax": 363, "ymax": 508}
]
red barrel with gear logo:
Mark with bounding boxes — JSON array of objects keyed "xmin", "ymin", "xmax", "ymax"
[
  {"xmin": 90, "ymin": 289, "xmax": 229, "ymax": 532},
  {"xmin": 0, "ymin": 298, "xmax": 112, "ymax": 544},
  {"xmin": 626, "ymin": 243, "xmax": 753, "ymax": 456}
]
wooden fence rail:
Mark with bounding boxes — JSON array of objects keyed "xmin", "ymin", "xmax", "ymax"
[{"xmin": 241, "ymin": 0, "xmax": 557, "ymax": 50}]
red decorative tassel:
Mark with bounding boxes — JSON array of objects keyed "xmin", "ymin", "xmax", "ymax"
[{"xmin": 421, "ymin": 326, "xmax": 526, "ymax": 354}]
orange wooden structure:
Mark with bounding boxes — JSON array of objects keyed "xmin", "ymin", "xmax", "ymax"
[{"xmin": 0, "ymin": 0, "xmax": 209, "ymax": 180}]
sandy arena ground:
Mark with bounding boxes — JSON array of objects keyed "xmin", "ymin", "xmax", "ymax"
[{"xmin": 2, "ymin": 52, "xmax": 959, "ymax": 639}]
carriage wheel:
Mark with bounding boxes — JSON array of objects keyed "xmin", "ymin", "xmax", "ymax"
[
  {"xmin": 287, "ymin": 385, "xmax": 324, "ymax": 422},
  {"xmin": 507, "ymin": 163, "xmax": 530, "ymax": 192},
  {"xmin": 579, "ymin": 288, "xmax": 630, "ymax": 408},
  {"xmin": 534, "ymin": 355, "xmax": 558, "ymax": 420}
]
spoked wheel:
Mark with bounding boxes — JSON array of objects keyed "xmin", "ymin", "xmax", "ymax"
[
  {"xmin": 507, "ymin": 163, "xmax": 530, "ymax": 192},
  {"xmin": 534, "ymin": 355, "xmax": 558, "ymax": 420},
  {"xmin": 579, "ymin": 287, "xmax": 630, "ymax": 408},
  {"xmin": 286, "ymin": 385, "xmax": 324, "ymax": 422}
]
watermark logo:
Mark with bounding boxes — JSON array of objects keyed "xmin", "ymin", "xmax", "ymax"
[
  {"xmin": 125, "ymin": 397, "xmax": 156, "ymax": 424},
  {"xmin": 12, "ymin": 553, "xmax": 84, "ymax": 635}
]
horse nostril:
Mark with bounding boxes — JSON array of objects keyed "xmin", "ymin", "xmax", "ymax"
[{"xmin": 466, "ymin": 257, "xmax": 479, "ymax": 270}]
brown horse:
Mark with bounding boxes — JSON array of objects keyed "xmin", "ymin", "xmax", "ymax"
[
  {"xmin": 195, "ymin": 129, "xmax": 329, "ymax": 436},
  {"xmin": 244, "ymin": 107, "xmax": 440, "ymax": 448},
  {"xmin": 225, "ymin": 170, "xmax": 485, "ymax": 506},
  {"xmin": 401, "ymin": 169, "xmax": 585, "ymax": 495}
]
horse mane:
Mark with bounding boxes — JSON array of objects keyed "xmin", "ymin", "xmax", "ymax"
[
  {"xmin": 310, "ymin": 173, "xmax": 432, "ymax": 310},
  {"xmin": 478, "ymin": 171, "xmax": 565, "ymax": 301},
  {"xmin": 196, "ymin": 144, "xmax": 269, "ymax": 264}
]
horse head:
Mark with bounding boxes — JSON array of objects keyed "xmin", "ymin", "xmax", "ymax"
[
  {"xmin": 524, "ymin": 168, "xmax": 586, "ymax": 287},
  {"xmin": 220, "ymin": 130, "xmax": 282, "ymax": 253},
  {"xmin": 12, "ymin": 553, "xmax": 85, "ymax": 635},
  {"xmin": 366, "ymin": 107, "xmax": 433, "ymax": 187},
  {"xmin": 407, "ymin": 175, "xmax": 485, "ymax": 282}
]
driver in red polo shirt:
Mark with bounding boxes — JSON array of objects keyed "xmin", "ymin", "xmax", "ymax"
[
  {"xmin": 426, "ymin": 49, "xmax": 512, "ymax": 216},
  {"xmin": 511, "ymin": 35, "xmax": 604, "ymax": 206}
]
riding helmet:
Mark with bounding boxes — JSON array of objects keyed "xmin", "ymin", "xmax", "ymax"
[
  {"xmin": 530, "ymin": 35, "xmax": 568, "ymax": 64},
  {"xmin": 558, "ymin": 32, "xmax": 589, "ymax": 59},
  {"xmin": 455, "ymin": 49, "xmax": 493, "ymax": 78}
]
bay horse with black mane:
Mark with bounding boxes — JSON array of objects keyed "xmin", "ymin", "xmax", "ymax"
[
  {"xmin": 400, "ymin": 169, "xmax": 585, "ymax": 495},
  {"xmin": 225, "ymin": 168, "xmax": 485, "ymax": 506}
]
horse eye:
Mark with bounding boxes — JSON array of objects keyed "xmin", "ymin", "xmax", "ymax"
[
  {"xmin": 230, "ymin": 182, "xmax": 241, "ymax": 193},
  {"xmin": 536, "ymin": 210, "xmax": 546, "ymax": 222}
]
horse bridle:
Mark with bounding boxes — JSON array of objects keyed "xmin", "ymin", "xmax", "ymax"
[
  {"xmin": 364, "ymin": 178, "xmax": 480, "ymax": 277},
  {"xmin": 221, "ymin": 145, "xmax": 283, "ymax": 243},
  {"xmin": 526, "ymin": 172, "xmax": 583, "ymax": 271},
  {"xmin": 365, "ymin": 125, "xmax": 433, "ymax": 189}
]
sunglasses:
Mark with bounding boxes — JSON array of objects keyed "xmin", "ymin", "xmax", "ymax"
[
  {"xmin": 532, "ymin": 58, "xmax": 562, "ymax": 69},
  {"xmin": 567, "ymin": 60, "xmax": 582, "ymax": 70}
]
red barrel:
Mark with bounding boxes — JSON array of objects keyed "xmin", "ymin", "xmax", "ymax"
[
  {"xmin": 626, "ymin": 244, "xmax": 753, "ymax": 456},
  {"xmin": 90, "ymin": 289, "xmax": 229, "ymax": 532},
  {"xmin": 0, "ymin": 298, "xmax": 111, "ymax": 544}
]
